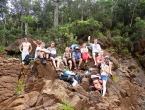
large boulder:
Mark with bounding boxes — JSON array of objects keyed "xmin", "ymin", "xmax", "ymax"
[
  {"xmin": 133, "ymin": 41, "xmax": 144, "ymax": 56},
  {"xmin": 5, "ymin": 38, "xmax": 36, "ymax": 55}
]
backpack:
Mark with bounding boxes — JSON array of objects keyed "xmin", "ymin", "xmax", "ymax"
[
  {"xmin": 74, "ymin": 74, "xmax": 82, "ymax": 84},
  {"xmin": 59, "ymin": 73, "xmax": 82, "ymax": 84},
  {"xmin": 23, "ymin": 54, "xmax": 34, "ymax": 65},
  {"xmin": 59, "ymin": 73, "xmax": 74, "ymax": 84},
  {"xmin": 70, "ymin": 44, "xmax": 78, "ymax": 50}
]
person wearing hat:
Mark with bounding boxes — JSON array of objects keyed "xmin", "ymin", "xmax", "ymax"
[{"xmin": 72, "ymin": 46, "xmax": 82, "ymax": 69}]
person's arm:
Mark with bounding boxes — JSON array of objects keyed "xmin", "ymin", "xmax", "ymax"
[
  {"xmin": 98, "ymin": 44, "xmax": 102, "ymax": 52},
  {"xmin": 19, "ymin": 43, "xmax": 23, "ymax": 52},
  {"xmin": 69, "ymin": 52, "xmax": 72, "ymax": 58},
  {"xmin": 78, "ymin": 52, "xmax": 82, "ymax": 59},
  {"xmin": 29, "ymin": 43, "xmax": 32, "ymax": 53},
  {"xmin": 63, "ymin": 53, "xmax": 65, "ymax": 58},
  {"xmin": 104, "ymin": 65, "xmax": 110, "ymax": 74},
  {"xmin": 109, "ymin": 61, "xmax": 113, "ymax": 76},
  {"xmin": 88, "ymin": 36, "xmax": 91, "ymax": 44}
]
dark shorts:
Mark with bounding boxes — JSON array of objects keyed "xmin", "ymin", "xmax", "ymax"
[
  {"xmin": 66, "ymin": 58, "xmax": 72, "ymax": 63},
  {"xmin": 50, "ymin": 54, "xmax": 57, "ymax": 58}
]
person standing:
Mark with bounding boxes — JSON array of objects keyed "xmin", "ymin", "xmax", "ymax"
[
  {"xmin": 19, "ymin": 37, "xmax": 32, "ymax": 63},
  {"xmin": 88, "ymin": 36, "xmax": 102, "ymax": 66}
]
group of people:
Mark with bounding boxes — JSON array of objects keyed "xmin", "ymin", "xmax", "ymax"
[{"xmin": 19, "ymin": 36, "xmax": 113, "ymax": 97}]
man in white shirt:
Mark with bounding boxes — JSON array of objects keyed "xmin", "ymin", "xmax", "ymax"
[
  {"xmin": 88, "ymin": 36, "xmax": 102, "ymax": 66},
  {"xmin": 19, "ymin": 37, "xmax": 32, "ymax": 63},
  {"xmin": 35, "ymin": 42, "xmax": 50, "ymax": 64}
]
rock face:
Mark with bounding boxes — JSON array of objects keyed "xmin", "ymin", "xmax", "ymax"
[
  {"xmin": 0, "ymin": 54, "xmax": 145, "ymax": 110},
  {"xmin": 132, "ymin": 39, "xmax": 145, "ymax": 68},
  {"xmin": 0, "ymin": 58, "xmax": 21, "ymax": 103},
  {"xmin": 5, "ymin": 38, "xmax": 36, "ymax": 55}
]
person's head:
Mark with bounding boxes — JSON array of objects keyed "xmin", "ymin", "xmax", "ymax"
[
  {"xmin": 75, "ymin": 46, "xmax": 80, "ymax": 52},
  {"xmin": 24, "ymin": 37, "xmax": 28, "ymax": 42},
  {"xmin": 65, "ymin": 47, "xmax": 70, "ymax": 52},
  {"xmin": 104, "ymin": 56, "xmax": 110, "ymax": 64},
  {"xmin": 94, "ymin": 39, "xmax": 98, "ymax": 44},
  {"xmin": 50, "ymin": 41, "xmax": 55, "ymax": 48},
  {"xmin": 41, "ymin": 42, "xmax": 45, "ymax": 48},
  {"xmin": 82, "ymin": 43, "xmax": 87, "ymax": 48},
  {"xmin": 98, "ymin": 50, "xmax": 104, "ymax": 56},
  {"xmin": 36, "ymin": 40, "xmax": 42, "ymax": 46}
]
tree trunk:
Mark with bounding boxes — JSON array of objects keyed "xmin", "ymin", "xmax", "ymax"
[
  {"xmin": 81, "ymin": 0, "xmax": 84, "ymax": 20},
  {"xmin": 25, "ymin": 22, "xmax": 28, "ymax": 36},
  {"xmin": 54, "ymin": 1, "xmax": 59, "ymax": 27}
]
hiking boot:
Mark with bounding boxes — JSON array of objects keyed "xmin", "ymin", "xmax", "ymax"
[
  {"xmin": 78, "ymin": 66, "xmax": 81, "ymax": 70},
  {"xmin": 74, "ymin": 66, "xmax": 77, "ymax": 70},
  {"xmin": 42, "ymin": 59, "xmax": 46, "ymax": 64},
  {"xmin": 55, "ymin": 67, "xmax": 61, "ymax": 71}
]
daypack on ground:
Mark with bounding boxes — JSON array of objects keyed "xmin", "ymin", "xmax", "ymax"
[
  {"xmin": 59, "ymin": 72, "xmax": 82, "ymax": 84},
  {"xmin": 23, "ymin": 54, "xmax": 34, "ymax": 65}
]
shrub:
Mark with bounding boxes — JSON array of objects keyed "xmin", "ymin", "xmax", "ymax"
[
  {"xmin": 15, "ymin": 80, "xmax": 24, "ymax": 95},
  {"xmin": 0, "ymin": 45, "xmax": 5, "ymax": 52}
]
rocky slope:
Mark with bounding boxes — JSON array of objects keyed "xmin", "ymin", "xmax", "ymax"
[{"xmin": 0, "ymin": 50, "xmax": 145, "ymax": 110}]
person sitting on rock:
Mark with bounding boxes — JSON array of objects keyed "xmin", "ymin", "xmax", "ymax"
[
  {"xmin": 19, "ymin": 37, "xmax": 32, "ymax": 64},
  {"xmin": 88, "ymin": 36, "xmax": 102, "ymax": 66},
  {"xmin": 35, "ymin": 42, "xmax": 50, "ymax": 64},
  {"xmin": 47, "ymin": 41, "xmax": 61, "ymax": 70},
  {"xmin": 81, "ymin": 43, "xmax": 92, "ymax": 63},
  {"xmin": 72, "ymin": 46, "xmax": 82, "ymax": 70},
  {"xmin": 63, "ymin": 47, "xmax": 72, "ymax": 70},
  {"xmin": 33, "ymin": 40, "xmax": 42, "ymax": 59},
  {"xmin": 100, "ymin": 58, "xmax": 112, "ymax": 97}
]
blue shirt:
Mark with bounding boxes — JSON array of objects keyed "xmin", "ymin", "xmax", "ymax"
[{"xmin": 72, "ymin": 51, "xmax": 81, "ymax": 61}]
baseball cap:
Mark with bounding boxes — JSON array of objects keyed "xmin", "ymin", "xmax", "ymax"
[{"xmin": 75, "ymin": 46, "xmax": 80, "ymax": 50}]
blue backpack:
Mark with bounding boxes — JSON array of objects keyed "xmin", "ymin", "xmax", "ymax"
[{"xmin": 70, "ymin": 44, "xmax": 79, "ymax": 50}]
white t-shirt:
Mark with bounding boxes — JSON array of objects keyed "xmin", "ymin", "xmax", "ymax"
[
  {"xmin": 35, "ymin": 46, "xmax": 41, "ymax": 58},
  {"xmin": 81, "ymin": 47, "xmax": 88, "ymax": 53},
  {"xmin": 90, "ymin": 43, "xmax": 101, "ymax": 53},
  {"xmin": 22, "ymin": 42, "xmax": 31, "ymax": 52}
]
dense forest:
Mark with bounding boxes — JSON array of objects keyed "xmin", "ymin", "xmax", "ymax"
[{"xmin": 0, "ymin": 0, "xmax": 145, "ymax": 54}]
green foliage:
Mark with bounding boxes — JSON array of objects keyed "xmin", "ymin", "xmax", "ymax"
[
  {"xmin": 21, "ymin": 15, "xmax": 38, "ymax": 24},
  {"xmin": 70, "ymin": 18, "xmax": 102, "ymax": 38},
  {"xmin": 15, "ymin": 80, "xmax": 24, "ymax": 95},
  {"xmin": 111, "ymin": 76, "xmax": 119, "ymax": 82},
  {"xmin": 61, "ymin": 101, "xmax": 75, "ymax": 110},
  {"xmin": 0, "ymin": 46, "xmax": 5, "ymax": 52},
  {"xmin": 134, "ymin": 17, "xmax": 145, "ymax": 39}
]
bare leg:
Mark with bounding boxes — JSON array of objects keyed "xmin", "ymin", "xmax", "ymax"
[
  {"xmin": 50, "ymin": 57, "xmax": 56, "ymax": 68},
  {"xmin": 102, "ymin": 80, "xmax": 107, "ymax": 97},
  {"xmin": 78, "ymin": 58, "xmax": 82, "ymax": 67},
  {"xmin": 55, "ymin": 58, "xmax": 60, "ymax": 68},
  {"xmin": 93, "ymin": 54, "xmax": 96, "ymax": 65},
  {"xmin": 72, "ymin": 57, "xmax": 77, "ymax": 67},
  {"xmin": 38, "ymin": 52, "xmax": 43, "ymax": 58},
  {"xmin": 63, "ymin": 58, "xmax": 67, "ymax": 66},
  {"xmin": 68, "ymin": 60, "xmax": 72, "ymax": 70}
]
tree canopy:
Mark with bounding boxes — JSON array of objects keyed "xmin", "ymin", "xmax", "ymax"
[{"xmin": 0, "ymin": 0, "xmax": 145, "ymax": 53}]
